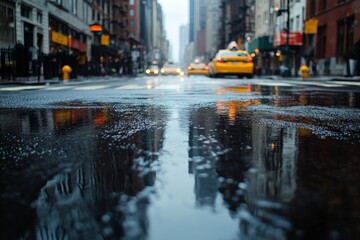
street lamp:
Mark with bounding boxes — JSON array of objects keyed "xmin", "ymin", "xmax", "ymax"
[{"xmin": 275, "ymin": 0, "xmax": 290, "ymax": 77}]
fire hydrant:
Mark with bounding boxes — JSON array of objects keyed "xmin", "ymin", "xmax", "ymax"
[
  {"xmin": 300, "ymin": 64, "xmax": 309, "ymax": 79},
  {"xmin": 62, "ymin": 65, "xmax": 72, "ymax": 81}
]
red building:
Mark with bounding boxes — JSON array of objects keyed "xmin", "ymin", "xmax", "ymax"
[{"xmin": 305, "ymin": 0, "xmax": 360, "ymax": 76}]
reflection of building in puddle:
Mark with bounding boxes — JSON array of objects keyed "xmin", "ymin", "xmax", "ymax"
[
  {"xmin": 188, "ymin": 107, "xmax": 219, "ymax": 208},
  {"xmin": 0, "ymin": 106, "xmax": 167, "ymax": 239},
  {"xmin": 237, "ymin": 124, "xmax": 297, "ymax": 238},
  {"xmin": 249, "ymin": 125, "xmax": 297, "ymax": 200}
]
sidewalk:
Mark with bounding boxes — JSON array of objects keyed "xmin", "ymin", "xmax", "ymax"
[
  {"xmin": 258, "ymin": 75, "xmax": 360, "ymax": 82},
  {"xmin": 0, "ymin": 76, "xmax": 60, "ymax": 85},
  {"xmin": 0, "ymin": 74, "xmax": 136, "ymax": 85}
]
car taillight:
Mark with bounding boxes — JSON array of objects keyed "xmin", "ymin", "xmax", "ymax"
[
  {"xmin": 246, "ymin": 57, "xmax": 253, "ymax": 63},
  {"xmin": 217, "ymin": 57, "xmax": 226, "ymax": 63}
]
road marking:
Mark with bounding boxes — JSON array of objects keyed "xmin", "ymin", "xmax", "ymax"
[
  {"xmin": 251, "ymin": 81, "xmax": 292, "ymax": 86},
  {"xmin": 332, "ymin": 81, "xmax": 360, "ymax": 86},
  {"xmin": 291, "ymin": 81, "xmax": 344, "ymax": 87},
  {"xmin": 73, "ymin": 85, "xmax": 109, "ymax": 90},
  {"xmin": 155, "ymin": 84, "xmax": 181, "ymax": 90},
  {"xmin": 0, "ymin": 86, "xmax": 46, "ymax": 91},
  {"xmin": 116, "ymin": 84, "xmax": 146, "ymax": 90},
  {"xmin": 45, "ymin": 86, "xmax": 73, "ymax": 90}
]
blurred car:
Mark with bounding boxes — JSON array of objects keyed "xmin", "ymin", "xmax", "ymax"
[
  {"xmin": 145, "ymin": 64, "xmax": 160, "ymax": 76},
  {"xmin": 161, "ymin": 62, "xmax": 181, "ymax": 75},
  {"xmin": 208, "ymin": 41, "xmax": 254, "ymax": 78},
  {"xmin": 187, "ymin": 59, "xmax": 208, "ymax": 76}
]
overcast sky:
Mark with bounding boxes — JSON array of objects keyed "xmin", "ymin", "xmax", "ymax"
[{"xmin": 158, "ymin": 0, "xmax": 189, "ymax": 62}]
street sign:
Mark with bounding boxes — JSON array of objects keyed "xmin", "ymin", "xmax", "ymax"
[
  {"xmin": 101, "ymin": 34, "xmax": 109, "ymax": 46},
  {"xmin": 304, "ymin": 18, "xmax": 318, "ymax": 34}
]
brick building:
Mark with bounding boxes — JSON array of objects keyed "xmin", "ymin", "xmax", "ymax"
[{"xmin": 305, "ymin": 0, "xmax": 360, "ymax": 76}]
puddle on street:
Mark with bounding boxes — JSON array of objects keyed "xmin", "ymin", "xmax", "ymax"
[{"xmin": 1, "ymin": 88, "xmax": 360, "ymax": 239}]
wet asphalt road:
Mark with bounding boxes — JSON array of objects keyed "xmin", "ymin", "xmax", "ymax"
[{"xmin": 1, "ymin": 75, "xmax": 360, "ymax": 240}]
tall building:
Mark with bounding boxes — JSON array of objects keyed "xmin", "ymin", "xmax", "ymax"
[
  {"xmin": 205, "ymin": 0, "xmax": 221, "ymax": 61},
  {"xmin": 273, "ymin": 0, "xmax": 305, "ymax": 76},
  {"xmin": 249, "ymin": 0, "xmax": 277, "ymax": 75},
  {"xmin": 140, "ymin": 0, "xmax": 153, "ymax": 64},
  {"xmin": 128, "ymin": 0, "xmax": 141, "ymax": 49},
  {"xmin": 188, "ymin": 0, "xmax": 206, "ymax": 58},
  {"xmin": 179, "ymin": 24, "xmax": 189, "ymax": 68},
  {"xmin": 218, "ymin": 0, "xmax": 255, "ymax": 50},
  {"xmin": 109, "ymin": 0, "xmax": 130, "ymax": 53},
  {"xmin": 189, "ymin": 0, "xmax": 195, "ymax": 42}
]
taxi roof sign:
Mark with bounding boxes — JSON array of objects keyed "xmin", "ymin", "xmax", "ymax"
[{"xmin": 227, "ymin": 41, "xmax": 239, "ymax": 50}]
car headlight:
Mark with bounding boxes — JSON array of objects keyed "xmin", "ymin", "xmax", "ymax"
[
  {"xmin": 161, "ymin": 69, "xmax": 165, "ymax": 73},
  {"xmin": 154, "ymin": 70, "xmax": 159, "ymax": 74},
  {"xmin": 146, "ymin": 69, "xmax": 150, "ymax": 74},
  {"xmin": 176, "ymin": 68, "xmax": 181, "ymax": 73}
]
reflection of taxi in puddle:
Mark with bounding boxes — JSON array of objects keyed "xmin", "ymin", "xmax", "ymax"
[
  {"xmin": 146, "ymin": 65, "xmax": 160, "ymax": 76},
  {"xmin": 187, "ymin": 59, "xmax": 208, "ymax": 76}
]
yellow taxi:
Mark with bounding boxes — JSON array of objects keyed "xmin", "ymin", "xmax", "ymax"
[
  {"xmin": 145, "ymin": 64, "xmax": 160, "ymax": 76},
  {"xmin": 208, "ymin": 41, "xmax": 254, "ymax": 78},
  {"xmin": 187, "ymin": 59, "xmax": 208, "ymax": 76},
  {"xmin": 161, "ymin": 62, "xmax": 181, "ymax": 75}
]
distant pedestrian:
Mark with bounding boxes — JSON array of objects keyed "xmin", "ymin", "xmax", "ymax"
[
  {"xmin": 311, "ymin": 60, "xmax": 317, "ymax": 76},
  {"xmin": 29, "ymin": 45, "xmax": 39, "ymax": 76}
]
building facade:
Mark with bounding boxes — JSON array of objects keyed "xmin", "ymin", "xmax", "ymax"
[
  {"xmin": 305, "ymin": 0, "xmax": 360, "ymax": 76},
  {"xmin": 205, "ymin": 0, "xmax": 221, "ymax": 62},
  {"xmin": 0, "ymin": 0, "xmax": 17, "ymax": 48}
]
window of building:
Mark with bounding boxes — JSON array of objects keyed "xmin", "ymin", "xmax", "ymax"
[
  {"xmin": 310, "ymin": 0, "xmax": 316, "ymax": 15},
  {"xmin": 130, "ymin": 9, "xmax": 134, "ymax": 16},
  {"xmin": 317, "ymin": 25, "xmax": 327, "ymax": 59},
  {"xmin": 0, "ymin": 4, "xmax": 14, "ymax": 22},
  {"xmin": 37, "ymin": 12, "xmax": 42, "ymax": 23},
  {"xmin": 129, "ymin": 0, "xmax": 134, "ymax": 5},
  {"xmin": 321, "ymin": 0, "xmax": 327, "ymax": 11},
  {"xmin": 21, "ymin": 4, "xmax": 31, "ymax": 19},
  {"xmin": 337, "ymin": 20, "xmax": 345, "ymax": 62},
  {"xmin": 336, "ymin": 16, "xmax": 355, "ymax": 62},
  {"xmin": 130, "ymin": 20, "xmax": 134, "ymax": 28},
  {"xmin": 302, "ymin": 7, "xmax": 305, "ymax": 21},
  {"xmin": 296, "ymin": 15, "xmax": 300, "ymax": 31},
  {"xmin": 70, "ymin": 0, "xmax": 77, "ymax": 15}
]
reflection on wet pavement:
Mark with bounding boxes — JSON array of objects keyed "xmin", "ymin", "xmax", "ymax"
[{"xmin": 0, "ymin": 86, "xmax": 360, "ymax": 239}]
